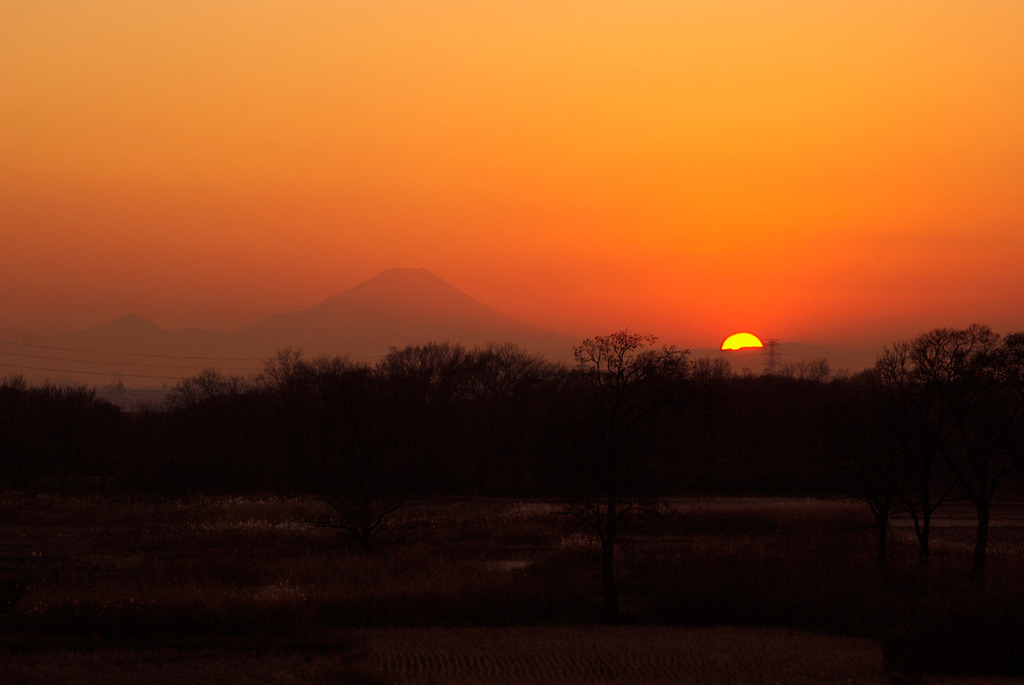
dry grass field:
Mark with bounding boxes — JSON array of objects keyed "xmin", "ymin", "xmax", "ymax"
[{"xmin": 3, "ymin": 494, "xmax": 1024, "ymax": 683}]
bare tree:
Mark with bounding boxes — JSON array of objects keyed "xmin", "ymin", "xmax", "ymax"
[
  {"xmin": 313, "ymin": 357, "xmax": 425, "ymax": 551},
  {"xmin": 261, "ymin": 351, "xmax": 426, "ymax": 552},
  {"xmin": 258, "ymin": 348, "xmax": 319, "ymax": 465},
  {"xmin": 459, "ymin": 343, "xmax": 565, "ymax": 494},
  {"xmin": 781, "ymin": 358, "xmax": 832, "ymax": 382},
  {"xmin": 875, "ymin": 338, "xmax": 951, "ymax": 562},
  {"xmin": 690, "ymin": 357, "xmax": 733, "ymax": 384},
  {"xmin": 825, "ymin": 370, "xmax": 901, "ymax": 569},
  {"xmin": 563, "ymin": 330, "xmax": 689, "ymax": 620},
  {"xmin": 168, "ymin": 368, "xmax": 247, "ymax": 410},
  {"xmin": 946, "ymin": 328, "xmax": 1024, "ymax": 578},
  {"xmin": 874, "ymin": 325, "xmax": 1014, "ymax": 570},
  {"xmin": 996, "ymin": 333, "xmax": 1024, "ymax": 479}
]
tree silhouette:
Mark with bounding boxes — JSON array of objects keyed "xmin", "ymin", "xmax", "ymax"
[
  {"xmin": 456, "ymin": 343, "xmax": 564, "ymax": 494},
  {"xmin": 261, "ymin": 350, "xmax": 429, "ymax": 551},
  {"xmin": 377, "ymin": 342, "xmax": 474, "ymax": 486},
  {"xmin": 313, "ymin": 357, "xmax": 426, "ymax": 551},
  {"xmin": 995, "ymin": 333, "xmax": 1024, "ymax": 480},
  {"xmin": 873, "ymin": 325, "xmax": 1018, "ymax": 571},
  {"xmin": 874, "ymin": 337, "xmax": 954, "ymax": 562},
  {"xmin": 563, "ymin": 330, "xmax": 689, "ymax": 620},
  {"xmin": 825, "ymin": 370, "xmax": 901, "ymax": 568},
  {"xmin": 942, "ymin": 327, "xmax": 1024, "ymax": 578},
  {"xmin": 0, "ymin": 377, "xmax": 120, "ymax": 492},
  {"xmin": 167, "ymin": 368, "xmax": 247, "ymax": 411}
]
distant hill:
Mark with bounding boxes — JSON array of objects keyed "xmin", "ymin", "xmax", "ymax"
[
  {"xmin": 60, "ymin": 315, "xmax": 235, "ymax": 357},
  {"xmin": 15, "ymin": 315, "xmax": 249, "ymax": 388},
  {"xmin": 2, "ymin": 269, "xmax": 577, "ymax": 387}
]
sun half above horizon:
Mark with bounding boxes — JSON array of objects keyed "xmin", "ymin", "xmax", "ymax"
[{"xmin": 721, "ymin": 332, "xmax": 764, "ymax": 351}]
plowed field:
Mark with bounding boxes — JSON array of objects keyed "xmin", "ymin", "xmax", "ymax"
[{"xmin": 364, "ymin": 625, "xmax": 887, "ymax": 684}]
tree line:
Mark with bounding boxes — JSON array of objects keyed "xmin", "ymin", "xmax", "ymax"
[
  {"xmin": 3, "ymin": 325, "xmax": 1024, "ymax": 580},
  {"xmin": 827, "ymin": 325, "xmax": 1024, "ymax": 578},
  {"xmin": 0, "ymin": 336, "xmax": 829, "ymax": 497}
]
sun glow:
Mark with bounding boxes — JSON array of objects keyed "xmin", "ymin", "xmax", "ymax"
[{"xmin": 722, "ymin": 332, "xmax": 764, "ymax": 351}]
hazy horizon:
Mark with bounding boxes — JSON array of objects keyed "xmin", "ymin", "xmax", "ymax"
[
  {"xmin": 2, "ymin": 265, "xmax": 906, "ymax": 348},
  {"xmin": 0, "ymin": 264, "xmax": 1015, "ymax": 353},
  {"xmin": 0, "ymin": 266, "xmax": 909, "ymax": 390},
  {"xmin": 0, "ymin": 263, "xmax": 1012, "ymax": 382}
]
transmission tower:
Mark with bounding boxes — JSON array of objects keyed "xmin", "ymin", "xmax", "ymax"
[{"xmin": 763, "ymin": 339, "xmax": 781, "ymax": 375}]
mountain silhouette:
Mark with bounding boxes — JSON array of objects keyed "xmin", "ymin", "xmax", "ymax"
[
  {"xmin": 29, "ymin": 269, "xmax": 577, "ymax": 387},
  {"xmin": 57, "ymin": 314, "xmax": 238, "ymax": 360},
  {"xmin": 233, "ymin": 268, "xmax": 576, "ymax": 362}
]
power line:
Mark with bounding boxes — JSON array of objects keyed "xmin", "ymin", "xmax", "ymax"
[
  {"xmin": 0, "ymin": 339, "xmax": 267, "ymax": 362},
  {"xmin": 0, "ymin": 362, "xmax": 186, "ymax": 382},
  {"xmin": 0, "ymin": 338, "xmax": 422, "ymax": 371},
  {"xmin": 0, "ymin": 349, "xmax": 262, "ymax": 373}
]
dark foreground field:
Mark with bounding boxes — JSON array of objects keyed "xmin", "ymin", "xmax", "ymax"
[
  {"xmin": 2, "ymin": 495, "xmax": 1024, "ymax": 683},
  {"xmin": 0, "ymin": 626, "xmax": 885, "ymax": 684}
]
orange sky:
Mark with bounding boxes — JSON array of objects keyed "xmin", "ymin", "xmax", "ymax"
[{"xmin": 2, "ymin": 0, "xmax": 1023, "ymax": 350}]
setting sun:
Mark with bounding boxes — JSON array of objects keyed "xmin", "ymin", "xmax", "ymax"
[{"xmin": 722, "ymin": 333, "xmax": 764, "ymax": 351}]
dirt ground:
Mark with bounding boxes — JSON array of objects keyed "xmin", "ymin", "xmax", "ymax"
[{"xmin": 4, "ymin": 625, "xmax": 1014, "ymax": 685}]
